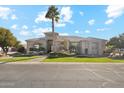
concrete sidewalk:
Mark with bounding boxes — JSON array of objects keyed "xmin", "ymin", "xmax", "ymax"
[{"xmin": 0, "ymin": 55, "xmax": 47, "ymax": 64}]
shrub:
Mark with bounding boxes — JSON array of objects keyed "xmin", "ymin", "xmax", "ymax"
[
  {"xmin": 39, "ymin": 47, "xmax": 45, "ymax": 51},
  {"xmin": 17, "ymin": 46, "xmax": 26, "ymax": 53},
  {"xmin": 48, "ymin": 52, "xmax": 73, "ymax": 58},
  {"xmin": 29, "ymin": 47, "xmax": 46, "ymax": 52},
  {"xmin": 29, "ymin": 47, "xmax": 37, "ymax": 51}
]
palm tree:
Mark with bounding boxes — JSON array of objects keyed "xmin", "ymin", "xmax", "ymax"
[
  {"xmin": 45, "ymin": 5, "xmax": 60, "ymax": 52},
  {"xmin": 45, "ymin": 5, "xmax": 60, "ymax": 33}
]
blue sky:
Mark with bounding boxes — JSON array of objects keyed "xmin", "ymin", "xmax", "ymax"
[{"xmin": 0, "ymin": 5, "xmax": 124, "ymax": 43}]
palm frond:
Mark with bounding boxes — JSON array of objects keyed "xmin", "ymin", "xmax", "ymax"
[{"xmin": 45, "ymin": 5, "xmax": 60, "ymax": 20}]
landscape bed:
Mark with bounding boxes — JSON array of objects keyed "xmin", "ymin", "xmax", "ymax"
[
  {"xmin": 0, "ymin": 56, "xmax": 40, "ymax": 62},
  {"xmin": 43, "ymin": 57, "xmax": 124, "ymax": 62}
]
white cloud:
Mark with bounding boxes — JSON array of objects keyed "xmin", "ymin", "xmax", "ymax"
[
  {"xmin": 88, "ymin": 19, "xmax": 95, "ymax": 25},
  {"xmin": 11, "ymin": 14, "xmax": 17, "ymax": 20},
  {"xmin": 79, "ymin": 11, "xmax": 84, "ymax": 16},
  {"xmin": 106, "ymin": 5, "xmax": 124, "ymax": 19},
  {"xmin": 11, "ymin": 24, "xmax": 17, "ymax": 30},
  {"xmin": 75, "ymin": 30, "xmax": 79, "ymax": 34},
  {"xmin": 35, "ymin": 11, "xmax": 50, "ymax": 23},
  {"xmin": 105, "ymin": 5, "xmax": 124, "ymax": 25},
  {"xmin": 85, "ymin": 30, "xmax": 90, "ymax": 33},
  {"xmin": 0, "ymin": 6, "xmax": 12, "ymax": 20},
  {"xmin": 55, "ymin": 23, "xmax": 66, "ymax": 27},
  {"xmin": 60, "ymin": 6, "xmax": 73, "ymax": 23},
  {"xmin": 0, "ymin": 6, "xmax": 17, "ymax": 21},
  {"xmin": 22, "ymin": 25, "xmax": 28, "ymax": 30},
  {"xmin": 32, "ymin": 27, "xmax": 52, "ymax": 36},
  {"xmin": 96, "ymin": 28, "xmax": 105, "ymax": 32},
  {"xmin": 96, "ymin": 28, "xmax": 109, "ymax": 31},
  {"xmin": 105, "ymin": 19, "xmax": 113, "ymax": 25},
  {"xmin": 19, "ymin": 30, "xmax": 30, "ymax": 36},
  {"xmin": 59, "ymin": 33, "xmax": 69, "ymax": 36}
]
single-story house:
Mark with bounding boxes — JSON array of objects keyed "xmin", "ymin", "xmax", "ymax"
[{"xmin": 26, "ymin": 32, "xmax": 107, "ymax": 56}]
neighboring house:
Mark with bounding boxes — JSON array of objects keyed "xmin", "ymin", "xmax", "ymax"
[
  {"xmin": 26, "ymin": 32, "xmax": 107, "ymax": 56},
  {"xmin": 0, "ymin": 43, "xmax": 27, "ymax": 54}
]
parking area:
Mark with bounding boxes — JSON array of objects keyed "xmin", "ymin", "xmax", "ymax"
[{"xmin": 0, "ymin": 63, "xmax": 124, "ymax": 88}]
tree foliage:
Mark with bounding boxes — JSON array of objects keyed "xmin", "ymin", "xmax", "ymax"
[
  {"xmin": 17, "ymin": 45, "xmax": 26, "ymax": 54},
  {"xmin": 45, "ymin": 5, "xmax": 60, "ymax": 33},
  {"xmin": 107, "ymin": 33, "xmax": 124, "ymax": 49},
  {"xmin": 45, "ymin": 5, "xmax": 60, "ymax": 23},
  {"xmin": 0, "ymin": 27, "xmax": 19, "ymax": 55}
]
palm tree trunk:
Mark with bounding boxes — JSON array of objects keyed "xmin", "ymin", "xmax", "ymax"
[
  {"xmin": 52, "ymin": 17, "xmax": 55, "ymax": 52},
  {"xmin": 52, "ymin": 17, "xmax": 54, "ymax": 33}
]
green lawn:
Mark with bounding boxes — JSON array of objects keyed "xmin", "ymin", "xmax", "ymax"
[
  {"xmin": 43, "ymin": 57, "xmax": 124, "ymax": 62},
  {"xmin": 0, "ymin": 56, "xmax": 40, "ymax": 62}
]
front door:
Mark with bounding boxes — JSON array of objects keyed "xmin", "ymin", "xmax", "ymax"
[
  {"xmin": 85, "ymin": 48, "xmax": 88, "ymax": 55},
  {"xmin": 47, "ymin": 40, "xmax": 53, "ymax": 53}
]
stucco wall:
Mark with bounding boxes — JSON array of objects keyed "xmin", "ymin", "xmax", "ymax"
[
  {"xmin": 26, "ymin": 39, "xmax": 46, "ymax": 53},
  {"xmin": 79, "ymin": 39, "xmax": 106, "ymax": 56}
]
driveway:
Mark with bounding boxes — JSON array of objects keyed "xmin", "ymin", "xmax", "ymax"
[{"xmin": 0, "ymin": 63, "xmax": 124, "ymax": 88}]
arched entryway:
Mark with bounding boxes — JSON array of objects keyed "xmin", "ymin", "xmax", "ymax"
[{"xmin": 47, "ymin": 40, "xmax": 53, "ymax": 53}]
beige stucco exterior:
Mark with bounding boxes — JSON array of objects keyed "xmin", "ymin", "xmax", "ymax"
[
  {"xmin": 78, "ymin": 38, "xmax": 106, "ymax": 56},
  {"xmin": 26, "ymin": 32, "xmax": 107, "ymax": 56}
]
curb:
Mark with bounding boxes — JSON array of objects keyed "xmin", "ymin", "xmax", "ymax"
[{"xmin": 1, "ymin": 62, "xmax": 124, "ymax": 65}]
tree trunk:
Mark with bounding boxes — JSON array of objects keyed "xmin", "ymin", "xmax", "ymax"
[
  {"xmin": 52, "ymin": 17, "xmax": 54, "ymax": 33},
  {"xmin": 52, "ymin": 17, "xmax": 55, "ymax": 52},
  {"xmin": 1, "ymin": 46, "xmax": 8, "ymax": 56}
]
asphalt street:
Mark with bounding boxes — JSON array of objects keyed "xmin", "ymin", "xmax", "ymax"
[{"xmin": 0, "ymin": 63, "xmax": 124, "ymax": 88}]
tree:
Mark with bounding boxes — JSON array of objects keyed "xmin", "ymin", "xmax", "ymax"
[
  {"xmin": 107, "ymin": 33, "xmax": 124, "ymax": 49},
  {"xmin": 106, "ymin": 37, "xmax": 120, "ymax": 48},
  {"xmin": 45, "ymin": 5, "xmax": 60, "ymax": 33},
  {"xmin": 17, "ymin": 45, "xmax": 26, "ymax": 54},
  {"xmin": 45, "ymin": 5, "xmax": 60, "ymax": 52},
  {"xmin": 0, "ymin": 27, "xmax": 19, "ymax": 55},
  {"xmin": 119, "ymin": 33, "xmax": 124, "ymax": 48}
]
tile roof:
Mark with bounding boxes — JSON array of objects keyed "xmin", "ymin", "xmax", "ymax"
[
  {"xmin": 25, "ymin": 35, "xmax": 107, "ymax": 42},
  {"xmin": 26, "ymin": 38, "xmax": 45, "ymax": 41},
  {"xmin": 58, "ymin": 36, "xmax": 84, "ymax": 42}
]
